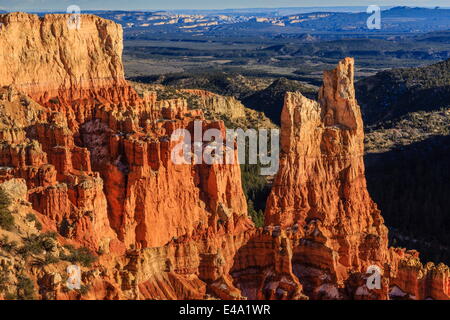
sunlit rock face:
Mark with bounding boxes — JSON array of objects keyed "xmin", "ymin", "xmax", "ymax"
[
  {"xmin": 0, "ymin": 13, "xmax": 133, "ymax": 102},
  {"xmin": 0, "ymin": 13, "xmax": 448, "ymax": 300},
  {"xmin": 265, "ymin": 58, "xmax": 450, "ymax": 300},
  {"xmin": 0, "ymin": 13, "xmax": 255, "ymax": 300}
]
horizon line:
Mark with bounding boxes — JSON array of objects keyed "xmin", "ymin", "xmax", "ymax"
[{"xmin": 2, "ymin": 5, "xmax": 449, "ymax": 13}]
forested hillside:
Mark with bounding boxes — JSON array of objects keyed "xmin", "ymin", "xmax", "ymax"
[
  {"xmin": 356, "ymin": 58, "xmax": 450, "ymax": 125},
  {"xmin": 358, "ymin": 60, "xmax": 450, "ymax": 263}
]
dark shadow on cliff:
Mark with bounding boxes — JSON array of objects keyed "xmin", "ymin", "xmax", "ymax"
[
  {"xmin": 356, "ymin": 58, "xmax": 450, "ymax": 126},
  {"xmin": 365, "ymin": 134, "xmax": 450, "ymax": 264},
  {"xmin": 229, "ymin": 232, "xmax": 305, "ymax": 300}
]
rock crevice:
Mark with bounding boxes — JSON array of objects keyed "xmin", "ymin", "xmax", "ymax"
[{"xmin": 0, "ymin": 13, "xmax": 448, "ymax": 300}]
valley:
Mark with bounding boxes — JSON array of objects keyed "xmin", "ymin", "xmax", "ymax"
[
  {"xmin": 117, "ymin": 7, "xmax": 450, "ymax": 266},
  {"xmin": 0, "ymin": 5, "xmax": 449, "ymax": 301}
]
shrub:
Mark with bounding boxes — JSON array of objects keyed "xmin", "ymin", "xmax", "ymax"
[
  {"xmin": 49, "ymin": 97, "xmax": 60, "ymax": 104},
  {"xmin": 248, "ymin": 200, "xmax": 265, "ymax": 228},
  {"xmin": 26, "ymin": 213, "xmax": 42, "ymax": 231},
  {"xmin": 0, "ymin": 271, "xmax": 9, "ymax": 293},
  {"xmin": 241, "ymin": 163, "xmax": 270, "ymax": 227},
  {"xmin": 16, "ymin": 275, "xmax": 36, "ymax": 300},
  {"xmin": 4, "ymin": 292, "xmax": 17, "ymax": 300},
  {"xmin": 18, "ymin": 235, "xmax": 45, "ymax": 256},
  {"xmin": 32, "ymin": 253, "xmax": 60, "ymax": 267},
  {"xmin": 0, "ymin": 189, "xmax": 14, "ymax": 231},
  {"xmin": 41, "ymin": 231, "xmax": 57, "ymax": 239},
  {"xmin": 61, "ymin": 245, "xmax": 97, "ymax": 267},
  {"xmin": 0, "ymin": 235, "xmax": 17, "ymax": 253},
  {"xmin": 18, "ymin": 232, "xmax": 57, "ymax": 257},
  {"xmin": 78, "ymin": 284, "xmax": 91, "ymax": 296},
  {"xmin": 59, "ymin": 218, "xmax": 71, "ymax": 237}
]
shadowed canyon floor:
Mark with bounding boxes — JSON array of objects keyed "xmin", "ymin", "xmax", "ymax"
[{"xmin": 0, "ymin": 12, "xmax": 448, "ymax": 300}]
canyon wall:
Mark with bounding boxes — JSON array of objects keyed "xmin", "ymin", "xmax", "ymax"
[
  {"xmin": 0, "ymin": 13, "xmax": 262, "ymax": 300},
  {"xmin": 0, "ymin": 13, "xmax": 448, "ymax": 300},
  {"xmin": 0, "ymin": 12, "xmax": 140, "ymax": 130},
  {"xmin": 264, "ymin": 58, "xmax": 449, "ymax": 300},
  {"xmin": 265, "ymin": 58, "xmax": 390, "ymax": 298}
]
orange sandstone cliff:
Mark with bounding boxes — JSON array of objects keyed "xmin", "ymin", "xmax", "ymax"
[
  {"xmin": 0, "ymin": 12, "xmax": 448, "ymax": 300},
  {"xmin": 0, "ymin": 12, "xmax": 139, "ymax": 130},
  {"xmin": 265, "ymin": 58, "xmax": 450, "ymax": 300}
]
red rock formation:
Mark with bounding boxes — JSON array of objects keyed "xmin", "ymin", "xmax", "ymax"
[
  {"xmin": 265, "ymin": 57, "xmax": 449, "ymax": 300},
  {"xmin": 0, "ymin": 12, "xmax": 448, "ymax": 301},
  {"xmin": 180, "ymin": 88, "xmax": 275, "ymax": 129},
  {"xmin": 265, "ymin": 58, "xmax": 388, "ymax": 295},
  {"xmin": 0, "ymin": 12, "xmax": 258, "ymax": 300},
  {"xmin": 0, "ymin": 12, "xmax": 141, "ymax": 131}
]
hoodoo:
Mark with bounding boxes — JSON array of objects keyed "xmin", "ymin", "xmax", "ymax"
[
  {"xmin": 264, "ymin": 57, "xmax": 449, "ymax": 300},
  {"xmin": 0, "ymin": 13, "xmax": 448, "ymax": 300}
]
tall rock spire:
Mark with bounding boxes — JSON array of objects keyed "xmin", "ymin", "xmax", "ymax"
[
  {"xmin": 265, "ymin": 58, "xmax": 389, "ymax": 296},
  {"xmin": 0, "ymin": 11, "xmax": 448, "ymax": 299},
  {"xmin": 265, "ymin": 58, "xmax": 449, "ymax": 300}
]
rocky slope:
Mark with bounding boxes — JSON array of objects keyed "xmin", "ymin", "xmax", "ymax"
[
  {"xmin": 356, "ymin": 58, "xmax": 450, "ymax": 125},
  {"xmin": 242, "ymin": 78, "xmax": 317, "ymax": 126},
  {"xmin": 358, "ymin": 59, "xmax": 450, "ymax": 264},
  {"xmin": 0, "ymin": 12, "xmax": 448, "ymax": 300},
  {"xmin": 264, "ymin": 58, "xmax": 449, "ymax": 300},
  {"xmin": 136, "ymin": 72, "xmax": 272, "ymax": 102},
  {"xmin": 130, "ymin": 82, "xmax": 275, "ymax": 129}
]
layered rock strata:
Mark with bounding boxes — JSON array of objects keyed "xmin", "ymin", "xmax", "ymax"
[
  {"xmin": 0, "ymin": 13, "xmax": 260, "ymax": 300},
  {"xmin": 264, "ymin": 58, "xmax": 449, "ymax": 300},
  {"xmin": 0, "ymin": 13, "xmax": 448, "ymax": 300},
  {"xmin": 0, "ymin": 12, "xmax": 140, "ymax": 131}
]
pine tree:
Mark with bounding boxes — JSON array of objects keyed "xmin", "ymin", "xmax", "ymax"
[{"xmin": 0, "ymin": 189, "xmax": 14, "ymax": 231}]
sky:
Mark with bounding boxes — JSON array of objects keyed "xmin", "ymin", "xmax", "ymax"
[{"xmin": 0, "ymin": 0, "xmax": 448, "ymax": 11}]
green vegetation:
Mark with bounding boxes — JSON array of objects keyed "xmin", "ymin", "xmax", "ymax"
[
  {"xmin": 0, "ymin": 235, "xmax": 17, "ymax": 253},
  {"xmin": 357, "ymin": 59, "xmax": 450, "ymax": 125},
  {"xmin": 48, "ymin": 97, "xmax": 60, "ymax": 105},
  {"xmin": 78, "ymin": 284, "xmax": 91, "ymax": 296},
  {"xmin": 18, "ymin": 232, "xmax": 57, "ymax": 257},
  {"xmin": 4, "ymin": 292, "xmax": 17, "ymax": 300},
  {"xmin": 59, "ymin": 218, "xmax": 71, "ymax": 237},
  {"xmin": 0, "ymin": 266, "xmax": 9, "ymax": 293},
  {"xmin": 61, "ymin": 245, "xmax": 97, "ymax": 267},
  {"xmin": 16, "ymin": 275, "xmax": 36, "ymax": 300},
  {"xmin": 366, "ymin": 134, "xmax": 450, "ymax": 263},
  {"xmin": 247, "ymin": 200, "xmax": 264, "ymax": 228},
  {"xmin": 133, "ymin": 72, "xmax": 316, "ymax": 127},
  {"xmin": 365, "ymin": 108, "xmax": 450, "ymax": 152},
  {"xmin": 123, "ymin": 24, "xmax": 450, "ymax": 89},
  {"xmin": 32, "ymin": 253, "xmax": 60, "ymax": 267},
  {"xmin": 131, "ymin": 72, "xmax": 272, "ymax": 101},
  {"xmin": 26, "ymin": 213, "xmax": 43, "ymax": 231},
  {"xmin": 359, "ymin": 59, "xmax": 450, "ymax": 264},
  {"xmin": 242, "ymin": 78, "xmax": 317, "ymax": 125},
  {"xmin": 241, "ymin": 164, "xmax": 271, "ymax": 228},
  {"xmin": 4, "ymin": 275, "xmax": 37, "ymax": 300},
  {"xmin": 0, "ymin": 189, "xmax": 14, "ymax": 231}
]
